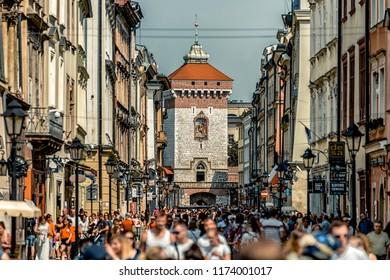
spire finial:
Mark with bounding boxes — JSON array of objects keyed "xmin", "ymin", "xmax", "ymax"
[{"xmin": 195, "ymin": 14, "xmax": 199, "ymax": 44}]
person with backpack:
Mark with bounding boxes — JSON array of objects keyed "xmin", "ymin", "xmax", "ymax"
[{"xmin": 241, "ymin": 222, "xmax": 260, "ymax": 246}]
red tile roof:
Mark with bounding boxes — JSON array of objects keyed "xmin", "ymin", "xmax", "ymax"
[{"xmin": 168, "ymin": 63, "xmax": 233, "ymax": 81}]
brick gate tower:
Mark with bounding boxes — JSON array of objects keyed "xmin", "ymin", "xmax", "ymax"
[{"xmin": 164, "ymin": 21, "xmax": 234, "ymax": 206}]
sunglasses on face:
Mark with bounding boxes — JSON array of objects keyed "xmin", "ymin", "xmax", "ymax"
[
  {"xmin": 334, "ymin": 234, "xmax": 348, "ymax": 239},
  {"xmin": 173, "ymin": 231, "xmax": 181, "ymax": 235}
]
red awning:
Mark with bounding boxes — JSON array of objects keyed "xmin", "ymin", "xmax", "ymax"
[{"xmin": 163, "ymin": 167, "xmax": 174, "ymax": 175}]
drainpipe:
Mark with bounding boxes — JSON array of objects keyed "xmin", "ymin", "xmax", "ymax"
[
  {"xmin": 98, "ymin": 0, "xmax": 103, "ymax": 212},
  {"xmin": 17, "ymin": 5, "xmax": 22, "ymax": 91},
  {"xmin": 364, "ymin": 0, "xmax": 371, "ymax": 215}
]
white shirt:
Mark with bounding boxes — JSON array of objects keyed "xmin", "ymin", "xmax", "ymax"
[
  {"xmin": 201, "ymin": 243, "xmax": 231, "ymax": 260},
  {"xmin": 332, "ymin": 245, "xmax": 369, "ymax": 260},
  {"xmin": 166, "ymin": 239, "xmax": 194, "ymax": 260}
]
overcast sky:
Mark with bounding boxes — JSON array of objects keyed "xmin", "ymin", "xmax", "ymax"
[{"xmin": 136, "ymin": 0, "xmax": 290, "ymax": 101}]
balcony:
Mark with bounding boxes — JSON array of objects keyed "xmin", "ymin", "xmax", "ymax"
[
  {"xmin": 175, "ymin": 182, "xmax": 238, "ymax": 190},
  {"xmin": 157, "ymin": 131, "xmax": 167, "ymax": 148},
  {"xmin": 25, "ymin": 107, "xmax": 64, "ymax": 155}
]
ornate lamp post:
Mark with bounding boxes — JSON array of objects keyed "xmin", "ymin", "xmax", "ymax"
[
  {"xmin": 69, "ymin": 137, "xmax": 85, "ymax": 256},
  {"xmin": 105, "ymin": 156, "xmax": 116, "ymax": 215},
  {"xmin": 302, "ymin": 148, "xmax": 316, "ymax": 217},
  {"xmin": 3, "ymin": 99, "xmax": 26, "ymax": 258},
  {"xmin": 342, "ymin": 123, "xmax": 363, "ymax": 234}
]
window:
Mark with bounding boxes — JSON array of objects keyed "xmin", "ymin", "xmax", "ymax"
[
  {"xmin": 371, "ymin": 71, "xmax": 378, "ymax": 119},
  {"xmin": 217, "ymin": 82, "xmax": 220, "ymax": 86},
  {"xmin": 379, "ymin": 0, "xmax": 385, "ymax": 24},
  {"xmin": 349, "ymin": 48, "xmax": 355, "ymax": 125},
  {"xmin": 204, "ymin": 82, "xmax": 208, "ymax": 85},
  {"xmin": 191, "ymin": 81, "xmax": 195, "ymax": 85},
  {"xmin": 358, "ymin": 43, "xmax": 366, "ymax": 121},
  {"xmin": 379, "ymin": 68, "xmax": 384, "ymax": 119},
  {"xmin": 196, "ymin": 162, "xmax": 206, "ymax": 182},
  {"xmin": 371, "ymin": 0, "xmax": 377, "ymax": 26}
]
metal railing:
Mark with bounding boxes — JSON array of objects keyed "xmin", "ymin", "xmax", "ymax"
[{"xmin": 25, "ymin": 107, "xmax": 64, "ymax": 140}]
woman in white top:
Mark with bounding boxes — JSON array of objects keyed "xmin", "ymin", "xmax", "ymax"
[
  {"xmin": 34, "ymin": 216, "xmax": 50, "ymax": 260},
  {"xmin": 133, "ymin": 214, "xmax": 142, "ymax": 240}
]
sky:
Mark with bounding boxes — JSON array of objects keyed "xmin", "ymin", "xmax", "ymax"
[{"xmin": 136, "ymin": 0, "xmax": 290, "ymax": 101}]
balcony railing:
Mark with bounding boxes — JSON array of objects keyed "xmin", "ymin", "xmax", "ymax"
[{"xmin": 25, "ymin": 107, "xmax": 64, "ymax": 140}]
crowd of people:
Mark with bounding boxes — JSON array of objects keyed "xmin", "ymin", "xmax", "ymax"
[{"xmin": 1, "ymin": 206, "xmax": 390, "ymax": 260}]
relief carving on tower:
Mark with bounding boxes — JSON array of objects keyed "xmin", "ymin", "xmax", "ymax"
[{"xmin": 194, "ymin": 111, "xmax": 208, "ymax": 141}]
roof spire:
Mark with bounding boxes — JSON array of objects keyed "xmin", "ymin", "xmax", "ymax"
[{"xmin": 195, "ymin": 14, "xmax": 199, "ymax": 44}]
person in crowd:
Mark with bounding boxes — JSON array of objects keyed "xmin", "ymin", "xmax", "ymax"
[
  {"xmin": 104, "ymin": 212, "xmax": 112, "ymax": 229},
  {"xmin": 197, "ymin": 217, "xmax": 229, "ymax": 253},
  {"xmin": 0, "ymin": 221, "xmax": 11, "ymax": 256},
  {"xmin": 25, "ymin": 217, "xmax": 37, "ymax": 260},
  {"xmin": 68, "ymin": 219, "xmax": 77, "ymax": 259},
  {"xmin": 68, "ymin": 208, "xmax": 76, "ymax": 225},
  {"xmin": 46, "ymin": 214, "xmax": 56, "ymax": 259},
  {"xmin": 330, "ymin": 220, "xmax": 368, "ymax": 260},
  {"xmin": 184, "ymin": 243, "xmax": 204, "ymax": 260},
  {"xmin": 95, "ymin": 213, "xmax": 109, "ymax": 246},
  {"xmin": 108, "ymin": 218, "xmax": 121, "ymax": 242},
  {"xmin": 241, "ymin": 220, "xmax": 260, "ymax": 246},
  {"xmin": 321, "ymin": 215, "xmax": 331, "ymax": 234},
  {"xmin": 60, "ymin": 218, "xmax": 73, "ymax": 260},
  {"xmin": 62, "ymin": 208, "xmax": 69, "ymax": 220},
  {"xmin": 106, "ymin": 233, "xmax": 141, "ymax": 260},
  {"xmin": 147, "ymin": 216, "xmax": 156, "ymax": 230},
  {"xmin": 261, "ymin": 208, "xmax": 286, "ymax": 244},
  {"xmin": 143, "ymin": 246, "xmax": 167, "ymax": 260},
  {"xmin": 166, "ymin": 220, "xmax": 194, "ymax": 260},
  {"xmin": 367, "ymin": 221, "xmax": 390, "ymax": 260},
  {"xmin": 121, "ymin": 213, "xmax": 134, "ymax": 233},
  {"xmin": 79, "ymin": 214, "xmax": 89, "ymax": 240},
  {"xmin": 187, "ymin": 220, "xmax": 201, "ymax": 243},
  {"xmin": 349, "ymin": 233, "xmax": 377, "ymax": 260},
  {"xmin": 200, "ymin": 229, "xmax": 231, "ymax": 260},
  {"xmin": 34, "ymin": 216, "xmax": 50, "ymax": 260},
  {"xmin": 140, "ymin": 211, "xmax": 175, "ymax": 252},
  {"xmin": 133, "ymin": 214, "xmax": 142, "ymax": 241},
  {"xmin": 54, "ymin": 216, "xmax": 63, "ymax": 259},
  {"xmin": 0, "ymin": 246, "xmax": 9, "ymax": 260},
  {"xmin": 357, "ymin": 212, "xmax": 374, "ymax": 235}
]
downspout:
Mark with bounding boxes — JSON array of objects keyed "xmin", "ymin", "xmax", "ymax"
[
  {"xmin": 98, "ymin": 0, "xmax": 103, "ymax": 212},
  {"xmin": 273, "ymin": 60, "xmax": 278, "ymax": 165},
  {"xmin": 17, "ymin": 5, "xmax": 22, "ymax": 91},
  {"xmin": 290, "ymin": 1, "xmax": 295, "ymax": 163},
  {"xmin": 337, "ymin": 0, "xmax": 342, "ymax": 141},
  {"xmin": 364, "ymin": 0, "xmax": 371, "ymax": 215},
  {"xmin": 264, "ymin": 75, "xmax": 269, "ymax": 173}
]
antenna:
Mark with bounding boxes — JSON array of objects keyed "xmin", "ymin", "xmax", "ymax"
[{"xmin": 195, "ymin": 14, "xmax": 199, "ymax": 44}]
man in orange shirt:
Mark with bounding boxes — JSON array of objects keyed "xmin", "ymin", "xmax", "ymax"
[
  {"xmin": 121, "ymin": 213, "xmax": 134, "ymax": 232},
  {"xmin": 46, "ymin": 214, "xmax": 56, "ymax": 259}
]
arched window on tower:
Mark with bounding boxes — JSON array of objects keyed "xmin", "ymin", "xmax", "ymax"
[{"xmin": 196, "ymin": 162, "xmax": 206, "ymax": 182}]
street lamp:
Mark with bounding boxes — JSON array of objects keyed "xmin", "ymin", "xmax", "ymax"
[
  {"xmin": 342, "ymin": 123, "xmax": 363, "ymax": 234},
  {"xmin": 302, "ymin": 148, "xmax": 316, "ymax": 217},
  {"xmin": 69, "ymin": 137, "xmax": 85, "ymax": 256},
  {"xmin": 125, "ymin": 170, "xmax": 132, "ymax": 213},
  {"xmin": 105, "ymin": 156, "xmax": 116, "ymax": 215},
  {"xmin": 3, "ymin": 99, "xmax": 26, "ymax": 258}
]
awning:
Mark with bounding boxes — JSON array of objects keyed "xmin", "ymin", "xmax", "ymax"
[
  {"xmin": 163, "ymin": 166, "xmax": 174, "ymax": 175},
  {"xmin": 0, "ymin": 200, "xmax": 41, "ymax": 218}
]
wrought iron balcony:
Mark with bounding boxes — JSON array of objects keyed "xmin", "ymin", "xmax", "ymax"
[
  {"xmin": 174, "ymin": 182, "xmax": 238, "ymax": 190},
  {"xmin": 25, "ymin": 107, "xmax": 64, "ymax": 155}
]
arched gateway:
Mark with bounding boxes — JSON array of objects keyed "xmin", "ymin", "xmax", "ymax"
[{"xmin": 190, "ymin": 192, "xmax": 216, "ymax": 206}]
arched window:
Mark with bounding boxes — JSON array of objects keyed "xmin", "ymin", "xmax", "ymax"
[{"xmin": 196, "ymin": 162, "xmax": 206, "ymax": 182}]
